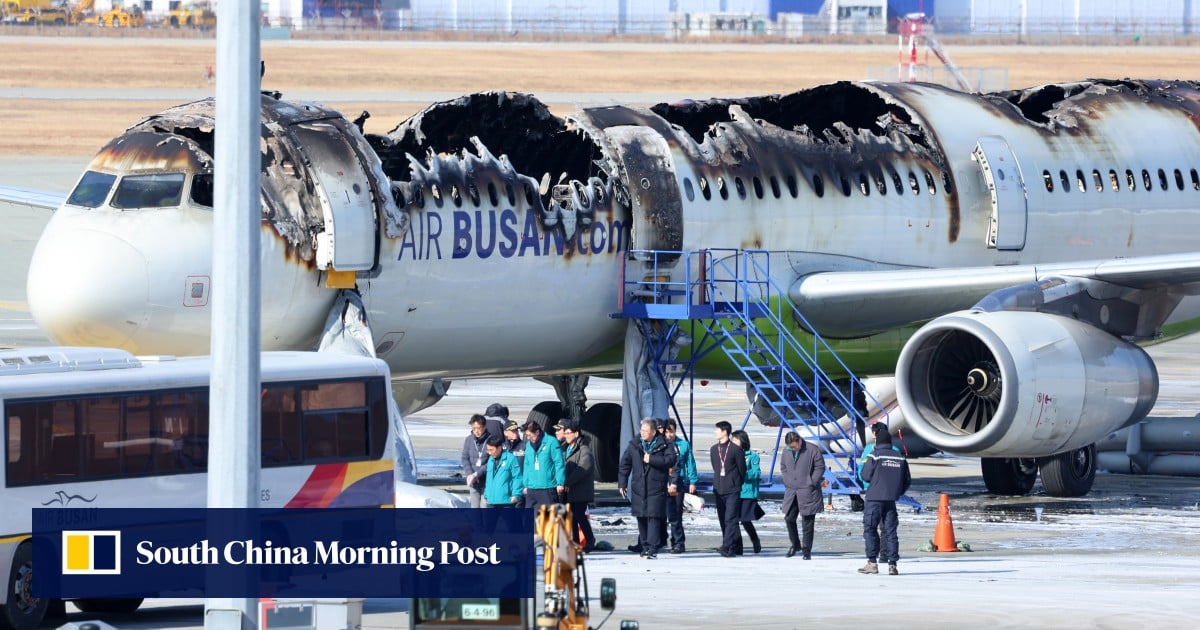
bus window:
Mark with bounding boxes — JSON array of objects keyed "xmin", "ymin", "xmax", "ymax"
[
  {"xmin": 301, "ymin": 381, "xmax": 366, "ymax": 410},
  {"xmin": 157, "ymin": 390, "xmax": 208, "ymax": 471},
  {"xmin": 4, "ymin": 373, "xmax": 388, "ymax": 484},
  {"xmin": 262, "ymin": 385, "xmax": 301, "ymax": 466},
  {"xmin": 81, "ymin": 397, "xmax": 121, "ymax": 477},
  {"xmin": 122, "ymin": 394, "xmax": 154, "ymax": 474}
]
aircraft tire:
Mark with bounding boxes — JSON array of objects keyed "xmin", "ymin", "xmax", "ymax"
[
  {"xmin": 0, "ymin": 542, "xmax": 47, "ymax": 630},
  {"xmin": 980, "ymin": 457, "xmax": 1037, "ymax": 495},
  {"xmin": 72, "ymin": 598, "xmax": 143, "ymax": 614},
  {"xmin": 582, "ymin": 403, "xmax": 621, "ymax": 483},
  {"xmin": 1039, "ymin": 444, "xmax": 1097, "ymax": 498},
  {"xmin": 527, "ymin": 401, "xmax": 563, "ymax": 435}
]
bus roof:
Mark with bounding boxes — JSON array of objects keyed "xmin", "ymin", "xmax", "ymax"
[{"xmin": 0, "ymin": 347, "xmax": 391, "ymax": 399}]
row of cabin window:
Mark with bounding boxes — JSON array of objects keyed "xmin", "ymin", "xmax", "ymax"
[
  {"xmin": 395, "ymin": 179, "xmax": 607, "ymax": 210},
  {"xmin": 682, "ymin": 167, "xmax": 953, "ymax": 203},
  {"xmin": 1043, "ymin": 167, "xmax": 1200, "ymax": 194}
]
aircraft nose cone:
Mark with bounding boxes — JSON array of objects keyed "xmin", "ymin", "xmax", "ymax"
[{"xmin": 27, "ymin": 228, "xmax": 149, "ymax": 350}]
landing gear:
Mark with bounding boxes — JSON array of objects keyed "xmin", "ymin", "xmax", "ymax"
[
  {"xmin": 981, "ymin": 457, "xmax": 1038, "ymax": 495},
  {"xmin": 979, "ymin": 445, "xmax": 1097, "ymax": 497},
  {"xmin": 582, "ymin": 403, "xmax": 621, "ymax": 482},
  {"xmin": 526, "ymin": 400, "xmax": 563, "ymax": 434},
  {"xmin": 532, "ymin": 375, "xmax": 622, "ymax": 482},
  {"xmin": 1039, "ymin": 444, "xmax": 1096, "ymax": 497}
]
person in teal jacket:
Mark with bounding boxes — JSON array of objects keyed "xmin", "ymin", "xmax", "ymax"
[
  {"xmin": 732, "ymin": 430, "xmax": 763, "ymax": 554},
  {"xmin": 520, "ymin": 420, "xmax": 565, "ymax": 508},
  {"xmin": 664, "ymin": 419, "xmax": 698, "ymax": 554},
  {"xmin": 481, "ymin": 436, "xmax": 524, "ymax": 507}
]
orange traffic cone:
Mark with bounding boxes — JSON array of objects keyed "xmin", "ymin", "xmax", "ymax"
[{"xmin": 933, "ymin": 493, "xmax": 960, "ymax": 552}]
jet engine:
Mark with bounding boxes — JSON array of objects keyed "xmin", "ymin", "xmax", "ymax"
[{"xmin": 895, "ymin": 310, "xmax": 1158, "ymax": 458}]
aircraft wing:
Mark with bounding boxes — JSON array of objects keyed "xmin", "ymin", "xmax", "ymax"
[
  {"xmin": 0, "ymin": 186, "xmax": 66, "ymax": 210},
  {"xmin": 790, "ymin": 252, "xmax": 1200, "ymax": 338}
]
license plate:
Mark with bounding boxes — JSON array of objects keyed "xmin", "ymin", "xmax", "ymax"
[{"xmin": 461, "ymin": 603, "xmax": 499, "ymax": 620}]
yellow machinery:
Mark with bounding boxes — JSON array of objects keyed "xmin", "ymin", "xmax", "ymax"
[
  {"xmin": 409, "ymin": 505, "xmax": 634, "ymax": 630},
  {"xmin": 95, "ymin": 4, "xmax": 143, "ymax": 26},
  {"xmin": 67, "ymin": 0, "xmax": 95, "ymax": 23},
  {"xmin": 534, "ymin": 504, "xmax": 632, "ymax": 630},
  {"xmin": 1, "ymin": 0, "xmax": 67, "ymax": 24},
  {"xmin": 0, "ymin": 0, "xmax": 52, "ymax": 19},
  {"xmin": 7, "ymin": 0, "xmax": 103, "ymax": 25},
  {"xmin": 165, "ymin": 1, "xmax": 214, "ymax": 27}
]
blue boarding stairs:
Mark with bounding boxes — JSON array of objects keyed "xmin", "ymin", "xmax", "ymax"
[{"xmin": 614, "ymin": 248, "xmax": 921, "ymax": 511}]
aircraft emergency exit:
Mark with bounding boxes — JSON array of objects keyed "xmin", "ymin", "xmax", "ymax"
[{"xmin": 6, "ymin": 78, "xmax": 1200, "ymax": 498}]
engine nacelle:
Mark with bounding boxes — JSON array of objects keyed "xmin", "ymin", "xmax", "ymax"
[{"xmin": 896, "ymin": 310, "xmax": 1158, "ymax": 458}]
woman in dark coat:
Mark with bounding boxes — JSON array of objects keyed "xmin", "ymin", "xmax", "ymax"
[
  {"xmin": 617, "ymin": 418, "xmax": 678, "ymax": 558},
  {"xmin": 780, "ymin": 431, "xmax": 827, "ymax": 559},
  {"xmin": 731, "ymin": 430, "xmax": 763, "ymax": 554}
]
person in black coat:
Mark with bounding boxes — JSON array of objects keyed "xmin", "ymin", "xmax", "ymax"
[
  {"xmin": 709, "ymin": 420, "xmax": 745, "ymax": 557},
  {"xmin": 617, "ymin": 418, "xmax": 678, "ymax": 559},
  {"xmin": 556, "ymin": 418, "xmax": 596, "ymax": 552}
]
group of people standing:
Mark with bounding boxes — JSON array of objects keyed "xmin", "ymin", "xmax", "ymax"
[
  {"xmin": 462, "ymin": 406, "xmax": 912, "ymax": 573},
  {"xmin": 460, "ymin": 403, "xmax": 596, "ymax": 552}
]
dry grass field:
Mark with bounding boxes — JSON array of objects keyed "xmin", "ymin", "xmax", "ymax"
[{"xmin": 1, "ymin": 37, "xmax": 1198, "ymax": 156}]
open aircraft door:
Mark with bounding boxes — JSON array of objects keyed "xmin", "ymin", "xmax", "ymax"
[
  {"xmin": 604, "ymin": 126, "xmax": 684, "ymax": 265},
  {"xmin": 975, "ymin": 136, "xmax": 1028, "ymax": 251},
  {"xmin": 291, "ymin": 122, "xmax": 379, "ymax": 277}
]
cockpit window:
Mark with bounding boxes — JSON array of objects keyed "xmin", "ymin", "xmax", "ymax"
[
  {"xmin": 111, "ymin": 173, "xmax": 185, "ymax": 209},
  {"xmin": 66, "ymin": 171, "xmax": 117, "ymax": 208},
  {"xmin": 190, "ymin": 173, "xmax": 213, "ymax": 208}
]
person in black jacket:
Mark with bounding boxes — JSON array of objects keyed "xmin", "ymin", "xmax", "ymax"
[
  {"xmin": 709, "ymin": 421, "xmax": 745, "ymax": 558},
  {"xmin": 858, "ymin": 423, "xmax": 912, "ymax": 576},
  {"xmin": 557, "ymin": 418, "xmax": 596, "ymax": 552},
  {"xmin": 617, "ymin": 418, "xmax": 678, "ymax": 559},
  {"xmin": 482, "ymin": 402, "xmax": 510, "ymax": 442}
]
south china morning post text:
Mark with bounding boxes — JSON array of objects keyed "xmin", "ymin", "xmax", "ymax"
[{"xmin": 33, "ymin": 508, "xmax": 535, "ymax": 599}]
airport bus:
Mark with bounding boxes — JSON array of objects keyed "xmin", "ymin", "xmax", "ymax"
[{"xmin": 0, "ymin": 346, "xmax": 414, "ymax": 630}]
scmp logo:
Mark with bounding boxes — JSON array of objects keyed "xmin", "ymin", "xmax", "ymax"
[{"xmin": 62, "ymin": 531, "xmax": 121, "ymax": 575}]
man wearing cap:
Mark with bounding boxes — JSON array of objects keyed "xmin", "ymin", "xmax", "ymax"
[
  {"xmin": 858, "ymin": 423, "xmax": 911, "ymax": 576},
  {"xmin": 502, "ymin": 419, "xmax": 525, "ymax": 468},
  {"xmin": 483, "ymin": 403, "xmax": 510, "ymax": 442},
  {"xmin": 557, "ymin": 418, "xmax": 596, "ymax": 552},
  {"xmin": 521, "ymin": 420, "xmax": 565, "ymax": 509}
]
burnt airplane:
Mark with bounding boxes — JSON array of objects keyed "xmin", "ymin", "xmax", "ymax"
[{"xmin": 5, "ymin": 78, "xmax": 1200, "ymax": 501}]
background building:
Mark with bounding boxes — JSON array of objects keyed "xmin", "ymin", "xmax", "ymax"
[{"xmin": 77, "ymin": 0, "xmax": 1200, "ymax": 36}]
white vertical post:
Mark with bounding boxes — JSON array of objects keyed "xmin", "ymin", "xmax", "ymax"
[{"xmin": 205, "ymin": 0, "xmax": 262, "ymax": 628}]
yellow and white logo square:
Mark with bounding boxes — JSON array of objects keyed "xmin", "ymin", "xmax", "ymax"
[{"xmin": 62, "ymin": 530, "xmax": 121, "ymax": 575}]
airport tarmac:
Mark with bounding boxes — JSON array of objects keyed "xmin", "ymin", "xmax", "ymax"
[{"xmin": 4, "ymin": 158, "xmax": 1200, "ymax": 628}]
